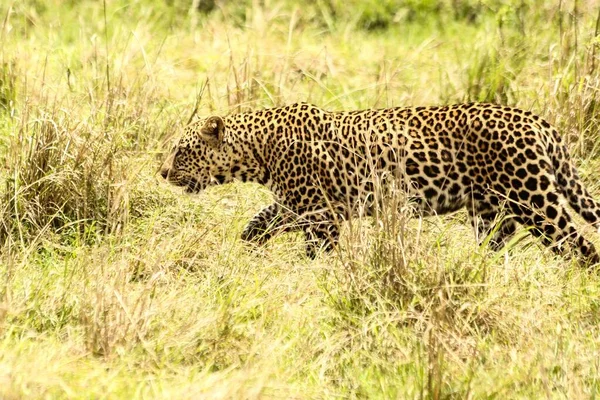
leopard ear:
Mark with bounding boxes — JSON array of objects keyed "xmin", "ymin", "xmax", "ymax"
[{"xmin": 200, "ymin": 116, "xmax": 225, "ymax": 148}]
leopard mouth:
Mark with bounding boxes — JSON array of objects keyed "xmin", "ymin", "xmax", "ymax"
[
  {"xmin": 170, "ymin": 175, "xmax": 203, "ymax": 193},
  {"xmin": 183, "ymin": 177, "xmax": 202, "ymax": 193},
  {"xmin": 169, "ymin": 175, "xmax": 222, "ymax": 193},
  {"xmin": 212, "ymin": 174, "xmax": 226, "ymax": 185}
]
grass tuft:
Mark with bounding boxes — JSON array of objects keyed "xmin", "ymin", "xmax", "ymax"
[{"xmin": 0, "ymin": 105, "xmax": 129, "ymax": 245}]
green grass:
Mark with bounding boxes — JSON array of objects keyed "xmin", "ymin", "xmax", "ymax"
[{"xmin": 1, "ymin": 0, "xmax": 600, "ymax": 398}]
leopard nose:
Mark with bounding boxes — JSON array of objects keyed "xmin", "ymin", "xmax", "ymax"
[{"xmin": 160, "ymin": 167, "xmax": 170, "ymax": 180}]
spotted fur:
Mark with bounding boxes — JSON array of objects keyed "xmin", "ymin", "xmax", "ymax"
[{"xmin": 160, "ymin": 103, "xmax": 600, "ymax": 264}]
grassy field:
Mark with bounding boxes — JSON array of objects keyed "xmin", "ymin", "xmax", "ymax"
[{"xmin": 1, "ymin": 0, "xmax": 600, "ymax": 398}]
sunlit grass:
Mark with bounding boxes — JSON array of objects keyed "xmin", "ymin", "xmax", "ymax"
[{"xmin": 1, "ymin": 0, "xmax": 600, "ymax": 398}]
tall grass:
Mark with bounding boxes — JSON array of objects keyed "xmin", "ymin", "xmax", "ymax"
[{"xmin": 1, "ymin": 0, "xmax": 600, "ymax": 398}]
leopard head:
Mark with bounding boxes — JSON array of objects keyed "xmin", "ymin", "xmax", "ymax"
[{"xmin": 160, "ymin": 116, "xmax": 233, "ymax": 193}]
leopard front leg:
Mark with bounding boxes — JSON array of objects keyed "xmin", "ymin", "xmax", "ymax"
[
  {"xmin": 300, "ymin": 207, "xmax": 344, "ymax": 259},
  {"xmin": 243, "ymin": 203, "xmax": 344, "ymax": 258},
  {"xmin": 241, "ymin": 203, "xmax": 298, "ymax": 246}
]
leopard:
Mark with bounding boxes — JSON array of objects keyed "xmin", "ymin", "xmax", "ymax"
[{"xmin": 160, "ymin": 102, "xmax": 600, "ymax": 265}]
